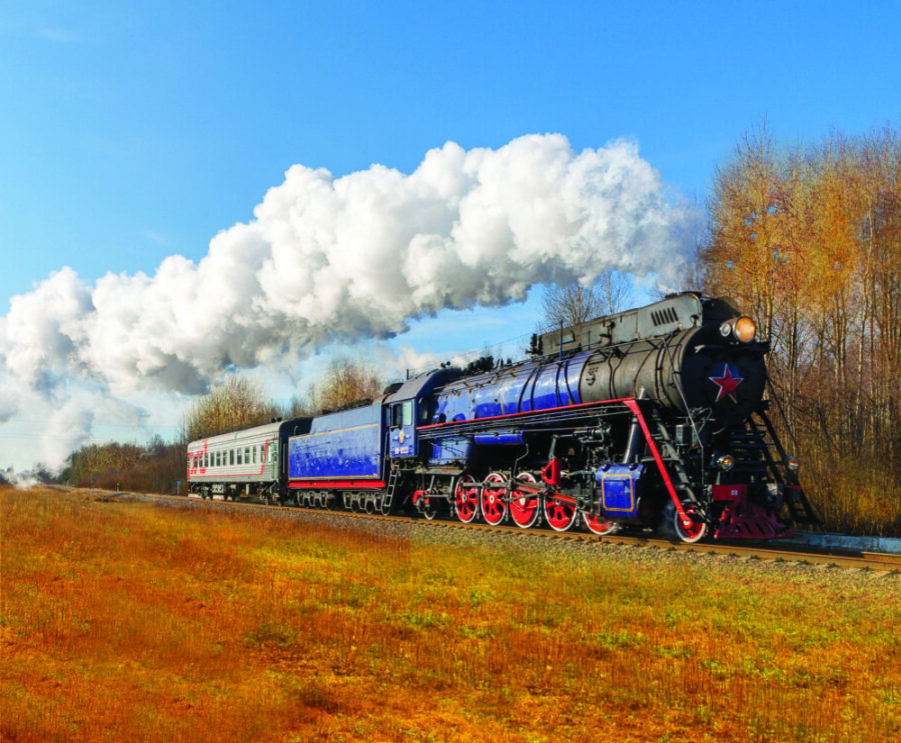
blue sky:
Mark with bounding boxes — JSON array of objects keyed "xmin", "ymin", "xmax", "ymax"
[{"xmin": 1, "ymin": 0, "xmax": 898, "ymax": 474}]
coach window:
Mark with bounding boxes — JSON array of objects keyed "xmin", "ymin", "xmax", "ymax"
[
  {"xmin": 244, "ymin": 447, "xmax": 250, "ymax": 463},
  {"xmin": 229, "ymin": 449, "xmax": 234, "ymax": 466}
]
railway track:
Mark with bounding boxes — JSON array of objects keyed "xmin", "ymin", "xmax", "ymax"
[{"xmin": 110, "ymin": 490, "xmax": 901, "ymax": 574}]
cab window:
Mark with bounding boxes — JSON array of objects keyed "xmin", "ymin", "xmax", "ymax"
[{"xmin": 392, "ymin": 401, "xmax": 413, "ymax": 427}]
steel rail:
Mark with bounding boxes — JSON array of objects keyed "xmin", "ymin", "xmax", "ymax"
[{"xmin": 103, "ymin": 490, "xmax": 901, "ymax": 573}]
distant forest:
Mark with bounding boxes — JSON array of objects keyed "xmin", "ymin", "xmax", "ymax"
[{"xmin": 47, "ymin": 124, "xmax": 900, "ymax": 536}]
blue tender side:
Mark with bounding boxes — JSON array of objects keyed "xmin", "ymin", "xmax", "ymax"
[{"xmin": 288, "ymin": 402, "xmax": 385, "ymax": 480}]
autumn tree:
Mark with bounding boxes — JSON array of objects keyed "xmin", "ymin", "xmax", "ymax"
[
  {"xmin": 701, "ymin": 122, "xmax": 900, "ymax": 534},
  {"xmin": 290, "ymin": 357, "xmax": 385, "ymax": 416},
  {"xmin": 181, "ymin": 376, "xmax": 279, "ymax": 443},
  {"xmin": 59, "ymin": 442, "xmax": 144, "ymax": 487},
  {"xmin": 540, "ymin": 270, "xmax": 633, "ymax": 333},
  {"xmin": 57, "ymin": 437, "xmax": 186, "ymax": 494}
]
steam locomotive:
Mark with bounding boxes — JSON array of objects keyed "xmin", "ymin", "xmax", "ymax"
[{"xmin": 186, "ymin": 292, "xmax": 818, "ymax": 542}]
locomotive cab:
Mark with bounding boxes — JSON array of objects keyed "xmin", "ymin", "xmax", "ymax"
[
  {"xmin": 385, "ymin": 366, "xmax": 462, "ymax": 460},
  {"xmin": 388, "ymin": 399, "xmax": 417, "ymax": 457}
]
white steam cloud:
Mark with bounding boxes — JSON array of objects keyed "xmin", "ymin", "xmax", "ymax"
[{"xmin": 0, "ymin": 134, "xmax": 698, "ymax": 472}]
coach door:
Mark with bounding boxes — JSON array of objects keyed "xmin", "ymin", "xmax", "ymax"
[{"xmin": 389, "ymin": 400, "xmax": 416, "ymax": 458}]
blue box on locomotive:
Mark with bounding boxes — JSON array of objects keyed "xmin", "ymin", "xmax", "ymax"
[
  {"xmin": 288, "ymin": 403, "xmax": 385, "ymax": 481},
  {"xmin": 596, "ymin": 463, "xmax": 644, "ymax": 519}
]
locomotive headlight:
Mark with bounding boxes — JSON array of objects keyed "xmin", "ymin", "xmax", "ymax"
[
  {"xmin": 720, "ymin": 317, "xmax": 757, "ymax": 343},
  {"xmin": 717, "ymin": 454, "xmax": 736, "ymax": 471},
  {"xmin": 786, "ymin": 456, "xmax": 800, "ymax": 472},
  {"xmin": 733, "ymin": 316, "xmax": 757, "ymax": 343}
]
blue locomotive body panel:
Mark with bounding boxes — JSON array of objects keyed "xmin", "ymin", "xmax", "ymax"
[
  {"xmin": 429, "ymin": 351, "xmax": 592, "ymax": 425},
  {"xmin": 288, "ymin": 403, "xmax": 385, "ymax": 481},
  {"xmin": 596, "ymin": 463, "xmax": 644, "ymax": 519}
]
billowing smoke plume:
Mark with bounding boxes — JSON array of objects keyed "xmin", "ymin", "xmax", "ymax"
[
  {"xmin": 0, "ymin": 134, "xmax": 699, "ymax": 473},
  {"xmin": 1, "ymin": 134, "xmax": 696, "ymax": 400}
]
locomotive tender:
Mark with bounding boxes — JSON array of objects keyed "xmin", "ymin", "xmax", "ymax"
[{"xmin": 187, "ymin": 292, "xmax": 818, "ymax": 542}]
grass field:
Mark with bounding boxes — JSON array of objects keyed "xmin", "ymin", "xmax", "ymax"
[{"xmin": 1, "ymin": 487, "xmax": 898, "ymax": 742}]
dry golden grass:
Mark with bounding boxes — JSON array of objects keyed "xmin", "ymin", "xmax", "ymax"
[{"xmin": 2, "ymin": 486, "xmax": 898, "ymax": 742}]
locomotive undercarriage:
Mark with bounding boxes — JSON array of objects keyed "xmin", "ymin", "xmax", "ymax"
[{"xmin": 404, "ymin": 398, "xmax": 812, "ymax": 543}]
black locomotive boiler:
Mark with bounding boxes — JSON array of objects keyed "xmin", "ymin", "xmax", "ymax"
[{"xmin": 187, "ymin": 292, "xmax": 818, "ymax": 542}]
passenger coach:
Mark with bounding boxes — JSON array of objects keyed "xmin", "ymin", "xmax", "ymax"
[{"xmin": 187, "ymin": 418, "xmax": 310, "ymax": 502}]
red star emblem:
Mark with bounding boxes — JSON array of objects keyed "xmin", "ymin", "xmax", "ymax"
[{"xmin": 710, "ymin": 364, "xmax": 743, "ymax": 403}]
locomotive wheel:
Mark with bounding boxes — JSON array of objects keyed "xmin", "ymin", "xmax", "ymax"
[
  {"xmin": 583, "ymin": 511, "xmax": 619, "ymax": 536},
  {"xmin": 420, "ymin": 495, "xmax": 438, "ymax": 520},
  {"xmin": 454, "ymin": 474, "xmax": 480, "ymax": 523},
  {"xmin": 510, "ymin": 472, "xmax": 540, "ymax": 528},
  {"xmin": 674, "ymin": 506, "xmax": 708, "ymax": 543},
  {"xmin": 543, "ymin": 493, "xmax": 577, "ymax": 532},
  {"xmin": 480, "ymin": 473, "xmax": 508, "ymax": 526}
]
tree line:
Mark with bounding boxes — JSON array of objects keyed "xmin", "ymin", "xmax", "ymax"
[
  {"xmin": 48, "ymin": 122, "xmax": 899, "ymax": 535},
  {"xmin": 699, "ymin": 123, "xmax": 899, "ymax": 535},
  {"xmin": 56, "ymin": 358, "xmax": 384, "ymax": 494}
]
